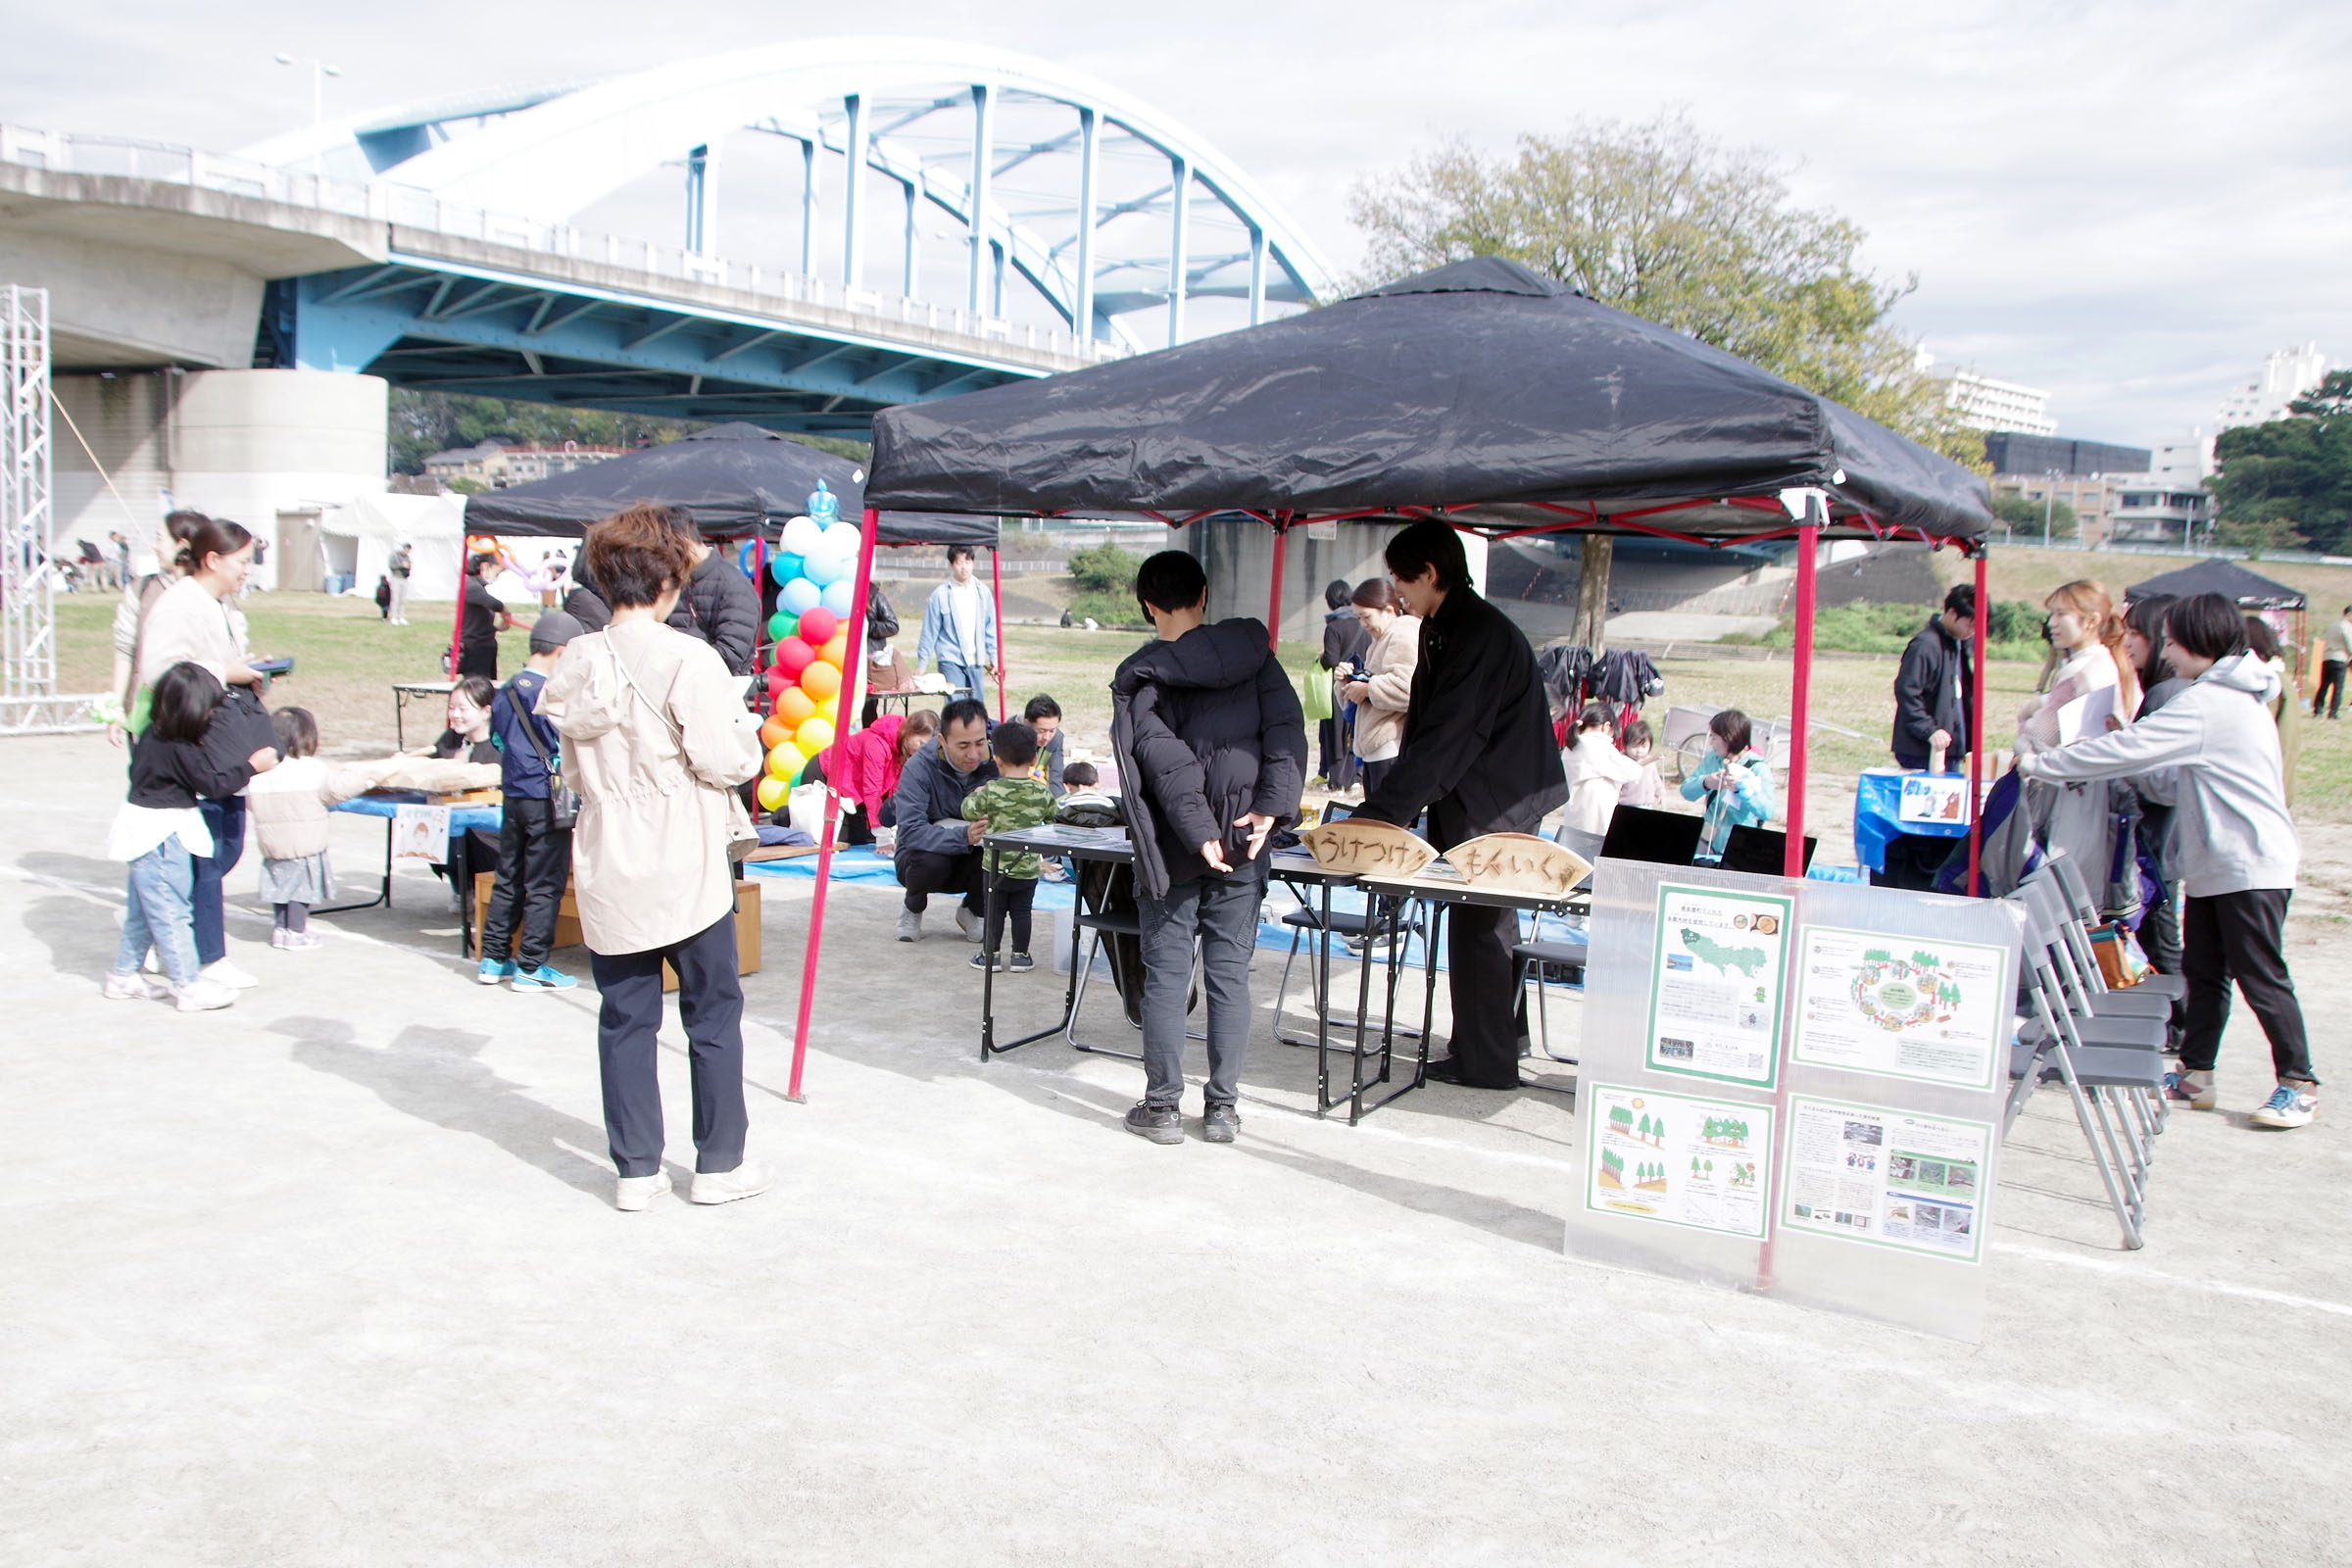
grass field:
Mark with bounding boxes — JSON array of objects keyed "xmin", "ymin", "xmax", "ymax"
[{"xmin": 58, "ymin": 590, "xmax": 2351, "ymax": 849}]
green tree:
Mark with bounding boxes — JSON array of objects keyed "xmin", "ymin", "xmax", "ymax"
[
  {"xmin": 2213, "ymin": 373, "xmax": 2352, "ymax": 555},
  {"xmin": 1988, "ymin": 493, "xmax": 2079, "ymax": 542},
  {"xmin": 1348, "ymin": 113, "xmax": 1973, "ymax": 644},
  {"xmin": 385, "ymin": 389, "xmax": 871, "ymax": 477},
  {"xmin": 1067, "ymin": 543, "xmax": 1145, "ymax": 595},
  {"xmin": 2213, "ymin": 514, "xmax": 2309, "ymax": 558}
]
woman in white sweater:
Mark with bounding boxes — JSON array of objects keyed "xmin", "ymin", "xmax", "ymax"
[
  {"xmin": 2018, "ymin": 592, "xmax": 2315, "ymax": 1130},
  {"xmin": 1560, "ymin": 703, "xmax": 1641, "ymax": 836},
  {"xmin": 1338, "ymin": 578, "xmax": 1419, "ymax": 795}
]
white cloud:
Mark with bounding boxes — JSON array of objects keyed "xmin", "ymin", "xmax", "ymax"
[{"xmin": 4, "ymin": 0, "xmax": 2344, "ymax": 443}]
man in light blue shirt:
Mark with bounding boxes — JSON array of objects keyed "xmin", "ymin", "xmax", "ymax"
[{"xmin": 916, "ymin": 544, "xmax": 998, "ymax": 700}]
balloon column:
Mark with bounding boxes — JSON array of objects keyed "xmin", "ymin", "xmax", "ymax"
[{"xmin": 756, "ymin": 481, "xmax": 858, "ymax": 811}]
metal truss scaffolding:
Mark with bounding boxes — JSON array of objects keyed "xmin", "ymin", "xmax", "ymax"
[{"xmin": 2, "ymin": 284, "xmax": 95, "ymax": 734}]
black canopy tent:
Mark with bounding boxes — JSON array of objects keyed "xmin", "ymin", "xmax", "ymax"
[
  {"xmin": 781, "ymin": 257, "xmax": 1996, "ymax": 1100},
  {"xmin": 451, "ymin": 421, "xmax": 1008, "ymax": 715},
  {"xmin": 2126, "ymin": 559, "xmax": 2310, "ymax": 667}
]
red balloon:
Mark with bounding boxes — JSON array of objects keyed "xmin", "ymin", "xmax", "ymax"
[
  {"xmin": 773, "ymin": 637, "xmax": 816, "ymax": 678},
  {"xmin": 796, "ymin": 606, "xmax": 839, "ymax": 646}
]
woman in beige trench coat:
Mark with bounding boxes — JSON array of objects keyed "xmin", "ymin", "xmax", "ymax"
[{"xmin": 538, "ymin": 505, "xmax": 767, "ymax": 1213}]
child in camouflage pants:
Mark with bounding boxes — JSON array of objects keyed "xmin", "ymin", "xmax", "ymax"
[{"xmin": 960, "ymin": 720, "xmax": 1057, "ymax": 971}]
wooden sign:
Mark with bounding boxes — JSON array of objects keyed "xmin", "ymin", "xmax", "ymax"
[
  {"xmin": 1447, "ymin": 833, "xmax": 1592, "ymax": 896},
  {"xmin": 1298, "ymin": 818, "xmax": 1438, "ymax": 879}
]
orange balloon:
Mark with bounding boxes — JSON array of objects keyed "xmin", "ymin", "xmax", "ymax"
[
  {"xmin": 756, "ymin": 775, "xmax": 789, "ymax": 812},
  {"xmin": 798, "ymin": 660, "xmax": 842, "ymax": 700},
  {"xmin": 775, "ymin": 686, "xmax": 817, "ymax": 727},
  {"xmin": 818, "ymin": 633, "xmax": 848, "ymax": 667},
  {"xmin": 760, "ymin": 716, "xmax": 792, "ymax": 751},
  {"xmin": 765, "ymin": 742, "xmax": 801, "ymax": 780}
]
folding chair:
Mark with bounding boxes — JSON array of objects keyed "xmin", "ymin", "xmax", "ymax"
[
  {"xmin": 2015, "ymin": 875, "xmax": 2171, "ymax": 1023},
  {"xmin": 1273, "ymin": 800, "xmax": 1427, "ymax": 1051},
  {"xmin": 2044, "ymin": 854, "xmax": 2188, "ymax": 1005},
  {"xmin": 1511, "ymin": 820, "xmax": 1601, "ymax": 1072}
]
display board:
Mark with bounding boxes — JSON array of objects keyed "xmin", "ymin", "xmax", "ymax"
[{"xmin": 1560, "ymin": 859, "xmax": 2024, "ymax": 1343}]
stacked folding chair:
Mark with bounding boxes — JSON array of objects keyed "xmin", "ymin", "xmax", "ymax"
[{"xmin": 2001, "ymin": 864, "xmax": 2172, "ymax": 1250}]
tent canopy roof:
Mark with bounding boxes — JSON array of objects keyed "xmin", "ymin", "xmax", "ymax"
[
  {"xmin": 2124, "ymin": 558, "xmax": 2308, "ymax": 611},
  {"xmin": 461, "ymin": 423, "xmax": 998, "ymax": 548},
  {"xmin": 866, "ymin": 256, "xmax": 1993, "ymax": 547}
]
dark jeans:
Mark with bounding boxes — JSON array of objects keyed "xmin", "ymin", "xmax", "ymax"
[
  {"xmin": 588, "ymin": 910, "xmax": 748, "ymax": 1178},
  {"xmin": 985, "ymin": 872, "xmax": 1038, "ymax": 954},
  {"xmin": 1138, "ymin": 869, "xmax": 1265, "ymax": 1109},
  {"xmin": 192, "ymin": 796, "xmax": 246, "ymax": 966},
  {"xmin": 481, "ymin": 796, "xmax": 572, "ymax": 970},
  {"xmin": 1432, "ymin": 798, "xmax": 1528, "ymax": 1088},
  {"xmin": 2314, "ymin": 661, "xmax": 2345, "ymax": 719},
  {"xmin": 2180, "ymin": 889, "xmax": 2316, "ymax": 1084},
  {"xmin": 898, "ymin": 845, "xmax": 984, "ymax": 914}
]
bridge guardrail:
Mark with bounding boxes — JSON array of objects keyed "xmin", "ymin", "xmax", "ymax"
[{"xmin": 2, "ymin": 122, "xmax": 1122, "ymax": 369}]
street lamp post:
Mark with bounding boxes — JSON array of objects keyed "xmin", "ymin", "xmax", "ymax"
[{"xmin": 273, "ymin": 53, "xmax": 343, "ymax": 181}]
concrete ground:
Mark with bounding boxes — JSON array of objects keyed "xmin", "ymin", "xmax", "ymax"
[{"xmin": 4, "ymin": 732, "xmax": 2347, "ymax": 1566}]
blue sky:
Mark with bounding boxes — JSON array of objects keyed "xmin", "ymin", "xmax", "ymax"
[{"xmin": 7, "ymin": 0, "xmax": 2345, "ymax": 445}]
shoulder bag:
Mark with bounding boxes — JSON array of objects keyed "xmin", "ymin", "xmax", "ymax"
[{"xmin": 502, "ymin": 675, "xmax": 578, "ymax": 830}]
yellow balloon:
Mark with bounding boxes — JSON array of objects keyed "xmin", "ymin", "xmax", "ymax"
[
  {"xmin": 818, "ymin": 633, "xmax": 848, "ymax": 667},
  {"xmin": 775, "ymin": 686, "xmax": 816, "ymax": 727},
  {"xmin": 798, "ymin": 660, "xmax": 842, "ymax": 700},
  {"xmin": 795, "ymin": 716, "xmax": 836, "ymax": 756},
  {"xmin": 756, "ymin": 775, "xmax": 789, "ymax": 812},
  {"xmin": 765, "ymin": 743, "xmax": 800, "ymax": 780},
  {"xmin": 814, "ymin": 695, "xmax": 838, "ymax": 723}
]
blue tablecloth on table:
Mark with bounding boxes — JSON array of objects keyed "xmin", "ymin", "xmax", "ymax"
[
  {"xmin": 1852, "ymin": 767, "xmax": 1970, "ymax": 872},
  {"xmin": 334, "ymin": 794, "xmax": 504, "ymax": 834}
]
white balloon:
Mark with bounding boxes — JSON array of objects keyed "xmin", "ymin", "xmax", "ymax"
[{"xmin": 780, "ymin": 515, "xmax": 824, "ymax": 557}]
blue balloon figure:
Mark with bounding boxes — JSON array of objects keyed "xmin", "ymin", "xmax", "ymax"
[{"xmin": 807, "ymin": 480, "xmax": 840, "ymax": 527}]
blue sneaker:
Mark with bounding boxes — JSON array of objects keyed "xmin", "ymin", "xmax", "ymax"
[
  {"xmin": 512, "ymin": 964, "xmax": 579, "ymax": 992},
  {"xmin": 476, "ymin": 957, "xmax": 516, "ymax": 986}
]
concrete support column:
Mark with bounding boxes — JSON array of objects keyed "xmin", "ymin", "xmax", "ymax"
[
  {"xmin": 1073, "ymin": 107, "xmax": 1099, "ymax": 342},
  {"xmin": 966, "ymin": 84, "xmax": 994, "ymax": 315},
  {"xmin": 1166, "ymin": 155, "xmax": 1191, "ymax": 347},
  {"xmin": 840, "ymin": 96, "xmax": 866, "ymax": 288}
]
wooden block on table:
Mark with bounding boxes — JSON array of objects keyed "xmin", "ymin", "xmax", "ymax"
[
  {"xmin": 662, "ymin": 881, "xmax": 761, "ymax": 992},
  {"xmin": 472, "ymin": 871, "xmax": 584, "ymax": 955}
]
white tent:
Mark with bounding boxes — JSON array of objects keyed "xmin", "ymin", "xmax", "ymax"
[{"xmin": 321, "ymin": 493, "xmax": 466, "ymax": 602}]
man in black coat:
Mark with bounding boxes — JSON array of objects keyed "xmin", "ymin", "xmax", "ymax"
[
  {"xmin": 659, "ymin": 507, "xmax": 762, "ymax": 675},
  {"xmin": 1352, "ymin": 520, "xmax": 1568, "ymax": 1089},
  {"xmin": 1892, "ymin": 583, "xmax": 1976, "ymax": 770},
  {"xmin": 1110, "ymin": 551, "xmax": 1306, "ymax": 1146},
  {"xmin": 890, "ymin": 698, "xmax": 998, "ymax": 943},
  {"xmin": 1317, "ymin": 578, "xmax": 1371, "ymax": 789}
]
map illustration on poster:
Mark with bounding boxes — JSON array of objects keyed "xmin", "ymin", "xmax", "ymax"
[
  {"xmin": 1584, "ymin": 1083, "xmax": 1772, "ymax": 1240},
  {"xmin": 1790, "ymin": 927, "xmax": 2006, "ymax": 1090},
  {"xmin": 1780, "ymin": 1097, "xmax": 1991, "ymax": 1264},
  {"xmin": 1644, "ymin": 884, "xmax": 1792, "ymax": 1088}
]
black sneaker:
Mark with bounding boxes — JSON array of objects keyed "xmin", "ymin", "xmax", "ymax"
[
  {"xmin": 1008, "ymin": 952, "xmax": 1035, "ymax": 972},
  {"xmin": 1123, "ymin": 1102, "xmax": 1183, "ymax": 1145},
  {"xmin": 1202, "ymin": 1103, "xmax": 1240, "ymax": 1144},
  {"xmin": 967, "ymin": 952, "xmax": 1003, "ymax": 972}
]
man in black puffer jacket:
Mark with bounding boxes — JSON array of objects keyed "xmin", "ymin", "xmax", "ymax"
[
  {"xmin": 659, "ymin": 507, "xmax": 762, "ymax": 675},
  {"xmin": 1353, "ymin": 519, "xmax": 1568, "ymax": 1090},
  {"xmin": 1110, "ymin": 551, "xmax": 1306, "ymax": 1148}
]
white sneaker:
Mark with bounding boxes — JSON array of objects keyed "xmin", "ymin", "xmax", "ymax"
[
  {"xmin": 102, "ymin": 969, "xmax": 170, "ymax": 1001},
  {"xmin": 282, "ymin": 929, "xmax": 322, "ymax": 951},
  {"xmin": 614, "ymin": 1169, "xmax": 672, "ymax": 1211},
  {"xmin": 955, "ymin": 906, "xmax": 985, "ymax": 943},
  {"xmin": 173, "ymin": 978, "xmax": 238, "ymax": 1012},
  {"xmin": 896, "ymin": 908, "xmax": 922, "ymax": 943},
  {"xmin": 689, "ymin": 1159, "xmax": 773, "ymax": 1205},
  {"xmin": 199, "ymin": 958, "xmax": 259, "ymax": 990},
  {"xmin": 141, "ymin": 949, "xmax": 160, "ymax": 974},
  {"xmin": 2250, "ymin": 1084, "xmax": 2319, "ymax": 1130}
]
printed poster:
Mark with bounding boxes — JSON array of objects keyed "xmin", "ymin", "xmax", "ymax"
[
  {"xmin": 391, "ymin": 803, "xmax": 452, "ymax": 864},
  {"xmin": 1791, "ymin": 927, "xmax": 2007, "ymax": 1090},
  {"xmin": 1897, "ymin": 774, "xmax": 1968, "ymax": 826},
  {"xmin": 1584, "ymin": 1084, "xmax": 1771, "ymax": 1240},
  {"xmin": 1645, "ymin": 883, "xmax": 1792, "ymax": 1088},
  {"xmin": 1781, "ymin": 1097, "xmax": 1991, "ymax": 1263}
]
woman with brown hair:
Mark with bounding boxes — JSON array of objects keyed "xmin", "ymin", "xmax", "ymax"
[
  {"xmin": 536, "ymin": 504, "xmax": 767, "ymax": 1212},
  {"xmin": 2016, "ymin": 579, "xmax": 2138, "ymax": 897},
  {"xmin": 1339, "ymin": 576, "xmax": 1419, "ymax": 796}
]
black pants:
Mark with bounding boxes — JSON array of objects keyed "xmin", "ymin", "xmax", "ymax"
[
  {"xmin": 985, "ymin": 872, "xmax": 1038, "ymax": 954},
  {"xmin": 898, "ymin": 845, "xmax": 984, "ymax": 914},
  {"xmin": 2180, "ymin": 889, "xmax": 2316, "ymax": 1083},
  {"xmin": 481, "ymin": 796, "xmax": 572, "ymax": 970},
  {"xmin": 1875, "ymin": 833, "xmax": 1957, "ymax": 893},
  {"xmin": 1359, "ymin": 757, "xmax": 1395, "ymax": 796},
  {"xmin": 458, "ymin": 640, "xmax": 498, "ymax": 679},
  {"xmin": 2314, "ymin": 660, "xmax": 2346, "ymax": 719},
  {"xmin": 1432, "ymin": 797, "xmax": 1527, "ymax": 1089},
  {"xmin": 193, "ymin": 796, "xmax": 246, "ymax": 966},
  {"xmin": 588, "ymin": 910, "xmax": 748, "ymax": 1178}
]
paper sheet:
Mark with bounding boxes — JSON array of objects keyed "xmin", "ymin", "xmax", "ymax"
[
  {"xmin": 1644, "ymin": 884, "xmax": 1792, "ymax": 1088},
  {"xmin": 2054, "ymin": 685, "xmax": 2116, "ymax": 745},
  {"xmin": 1585, "ymin": 1083, "xmax": 1772, "ymax": 1239},
  {"xmin": 1790, "ymin": 927, "xmax": 2008, "ymax": 1090},
  {"xmin": 1781, "ymin": 1097, "xmax": 1990, "ymax": 1263}
]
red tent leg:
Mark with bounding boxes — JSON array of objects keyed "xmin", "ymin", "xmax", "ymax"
[
  {"xmin": 1784, "ymin": 521, "xmax": 1817, "ymax": 879},
  {"xmin": 447, "ymin": 542, "xmax": 470, "ymax": 681},
  {"xmin": 754, "ymin": 528, "xmax": 769, "ymax": 710},
  {"xmin": 1968, "ymin": 549, "xmax": 1989, "ymax": 895},
  {"xmin": 991, "ymin": 546, "xmax": 1006, "ymax": 720},
  {"xmin": 788, "ymin": 508, "xmax": 882, "ymax": 1102},
  {"xmin": 1265, "ymin": 521, "xmax": 1288, "ymax": 651}
]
